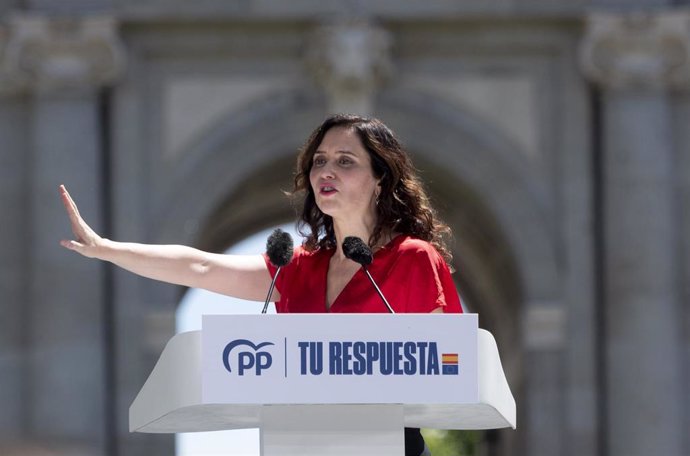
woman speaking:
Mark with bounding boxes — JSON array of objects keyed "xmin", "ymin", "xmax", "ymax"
[{"xmin": 60, "ymin": 114, "xmax": 463, "ymax": 456}]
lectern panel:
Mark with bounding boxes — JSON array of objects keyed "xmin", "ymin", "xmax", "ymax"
[{"xmin": 202, "ymin": 314, "xmax": 478, "ymax": 405}]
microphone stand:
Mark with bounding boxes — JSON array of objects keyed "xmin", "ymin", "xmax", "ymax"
[
  {"xmin": 362, "ymin": 265, "xmax": 395, "ymax": 314},
  {"xmin": 262, "ymin": 267, "xmax": 281, "ymax": 314}
]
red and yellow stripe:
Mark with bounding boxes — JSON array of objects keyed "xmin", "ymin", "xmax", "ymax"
[{"xmin": 442, "ymin": 353, "xmax": 458, "ymax": 364}]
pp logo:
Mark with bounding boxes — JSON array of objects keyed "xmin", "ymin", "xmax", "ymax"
[{"xmin": 222, "ymin": 339, "xmax": 274, "ymax": 376}]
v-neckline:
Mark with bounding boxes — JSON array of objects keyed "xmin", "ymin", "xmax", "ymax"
[
  {"xmin": 323, "ymin": 234, "xmax": 404, "ymax": 312},
  {"xmin": 323, "ymin": 253, "xmax": 361, "ymax": 311}
]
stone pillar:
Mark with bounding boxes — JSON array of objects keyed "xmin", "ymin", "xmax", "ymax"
[
  {"xmin": 0, "ymin": 23, "xmax": 29, "ymax": 442},
  {"xmin": 580, "ymin": 11, "xmax": 687, "ymax": 456},
  {"xmin": 305, "ymin": 21, "xmax": 392, "ymax": 115},
  {"xmin": 3, "ymin": 15, "xmax": 124, "ymax": 453},
  {"xmin": 673, "ymin": 62, "xmax": 690, "ymax": 456}
]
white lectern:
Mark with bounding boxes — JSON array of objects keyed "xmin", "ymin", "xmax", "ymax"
[{"xmin": 130, "ymin": 314, "xmax": 515, "ymax": 455}]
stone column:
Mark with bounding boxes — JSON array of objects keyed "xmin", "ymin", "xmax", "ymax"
[
  {"xmin": 4, "ymin": 15, "xmax": 124, "ymax": 453},
  {"xmin": 305, "ymin": 21, "xmax": 392, "ymax": 115},
  {"xmin": 676, "ymin": 73, "xmax": 690, "ymax": 456},
  {"xmin": 0, "ymin": 23, "xmax": 30, "ymax": 442},
  {"xmin": 580, "ymin": 12, "xmax": 687, "ymax": 456}
]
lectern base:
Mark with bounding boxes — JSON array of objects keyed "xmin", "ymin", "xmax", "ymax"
[{"xmin": 260, "ymin": 404, "xmax": 404, "ymax": 456}]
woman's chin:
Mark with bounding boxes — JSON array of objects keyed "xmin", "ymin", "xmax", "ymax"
[
  {"xmin": 318, "ymin": 206, "xmax": 347, "ymax": 221},
  {"xmin": 316, "ymin": 200, "xmax": 337, "ymax": 214}
]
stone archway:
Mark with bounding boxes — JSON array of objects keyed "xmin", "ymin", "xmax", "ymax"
[{"xmin": 157, "ymin": 87, "xmax": 559, "ymax": 456}]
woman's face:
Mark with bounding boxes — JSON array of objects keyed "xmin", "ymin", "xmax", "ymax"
[{"xmin": 309, "ymin": 126, "xmax": 381, "ymax": 225}]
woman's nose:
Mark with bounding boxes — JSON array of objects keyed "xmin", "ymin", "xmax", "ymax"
[{"xmin": 316, "ymin": 162, "xmax": 335, "ymax": 179}]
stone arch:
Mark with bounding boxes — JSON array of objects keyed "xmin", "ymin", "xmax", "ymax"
[
  {"xmin": 154, "ymin": 85, "xmax": 558, "ymax": 297},
  {"xmin": 157, "ymin": 82, "xmax": 560, "ymax": 336},
  {"xmin": 158, "ymin": 86, "xmax": 559, "ymax": 454}
]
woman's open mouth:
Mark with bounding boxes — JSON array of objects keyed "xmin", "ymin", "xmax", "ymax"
[{"xmin": 320, "ymin": 185, "xmax": 337, "ymax": 195}]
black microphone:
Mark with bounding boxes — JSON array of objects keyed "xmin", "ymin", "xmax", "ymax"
[
  {"xmin": 263, "ymin": 229, "xmax": 294, "ymax": 314},
  {"xmin": 342, "ymin": 236, "xmax": 395, "ymax": 313}
]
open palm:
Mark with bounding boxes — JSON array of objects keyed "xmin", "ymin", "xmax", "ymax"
[{"xmin": 59, "ymin": 185, "xmax": 103, "ymax": 258}]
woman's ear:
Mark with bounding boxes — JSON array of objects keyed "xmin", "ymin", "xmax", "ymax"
[
  {"xmin": 375, "ymin": 181, "xmax": 382, "ymax": 198},
  {"xmin": 377, "ymin": 174, "xmax": 385, "ymax": 191}
]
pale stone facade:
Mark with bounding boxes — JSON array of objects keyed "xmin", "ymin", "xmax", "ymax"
[{"xmin": 0, "ymin": 2, "xmax": 688, "ymax": 456}]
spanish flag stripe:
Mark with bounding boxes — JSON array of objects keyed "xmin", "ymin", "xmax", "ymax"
[{"xmin": 442, "ymin": 354, "xmax": 459, "ymax": 363}]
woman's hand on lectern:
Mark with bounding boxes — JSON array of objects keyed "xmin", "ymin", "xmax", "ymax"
[{"xmin": 59, "ymin": 184, "xmax": 104, "ymax": 258}]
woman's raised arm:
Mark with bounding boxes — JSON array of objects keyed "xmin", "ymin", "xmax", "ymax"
[{"xmin": 59, "ymin": 185, "xmax": 277, "ymax": 301}]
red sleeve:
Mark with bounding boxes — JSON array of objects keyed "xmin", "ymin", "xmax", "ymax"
[
  {"xmin": 262, "ymin": 246, "xmax": 304, "ymax": 288},
  {"xmin": 387, "ymin": 240, "xmax": 462, "ymax": 314}
]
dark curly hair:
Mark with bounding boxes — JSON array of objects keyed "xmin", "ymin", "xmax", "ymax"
[{"xmin": 293, "ymin": 114, "xmax": 453, "ymax": 264}]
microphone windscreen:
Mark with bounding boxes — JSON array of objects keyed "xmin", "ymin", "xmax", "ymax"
[
  {"xmin": 266, "ymin": 229, "xmax": 294, "ymax": 267},
  {"xmin": 342, "ymin": 236, "xmax": 373, "ymax": 266}
]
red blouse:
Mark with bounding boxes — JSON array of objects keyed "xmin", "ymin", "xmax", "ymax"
[{"xmin": 263, "ymin": 235, "xmax": 463, "ymax": 314}]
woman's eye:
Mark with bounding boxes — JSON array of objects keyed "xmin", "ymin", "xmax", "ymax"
[
  {"xmin": 338, "ymin": 157, "xmax": 353, "ymax": 165},
  {"xmin": 313, "ymin": 157, "xmax": 326, "ymax": 166}
]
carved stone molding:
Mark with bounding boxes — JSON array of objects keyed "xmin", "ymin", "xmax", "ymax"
[
  {"xmin": 580, "ymin": 11, "xmax": 690, "ymax": 91},
  {"xmin": 3, "ymin": 15, "xmax": 125, "ymax": 94},
  {"xmin": 305, "ymin": 21, "xmax": 392, "ymax": 115}
]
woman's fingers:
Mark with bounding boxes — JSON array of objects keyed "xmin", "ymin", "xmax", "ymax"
[
  {"xmin": 59, "ymin": 184, "xmax": 100, "ymax": 252},
  {"xmin": 60, "ymin": 239, "xmax": 84, "ymax": 251},
  {"xmin": 60, "ymin": 186, "xmax": 85, "ymax": 238},
  {"xmin": 59, "ymin": 184, "xmax": 83, "ymax": 224}
]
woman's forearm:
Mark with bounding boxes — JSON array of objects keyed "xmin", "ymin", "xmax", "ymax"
[
  {"xmin": 89, "ymin": 240, "xmax": 274, "ymax": 301},
  {"xmin": 97, "ymin": 240, "xmax": 213, "ymax": 286},
  {"xmin": 95, "ymin": 239, "xmax": 270, "ymax": 301}
]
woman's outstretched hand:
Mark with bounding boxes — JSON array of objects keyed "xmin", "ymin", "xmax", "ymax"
[
  {"xmin": 58, "ymin": 185, "xmax": 273, "ymax": 300},
  {"xmin": 59, "ymin": 184, "xmax": 104, "ymax": 258}
]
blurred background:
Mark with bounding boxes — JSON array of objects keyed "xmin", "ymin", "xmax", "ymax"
[{"xmin": 0, "ymin": 1, "xmax": 689, "ymax": 455}]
